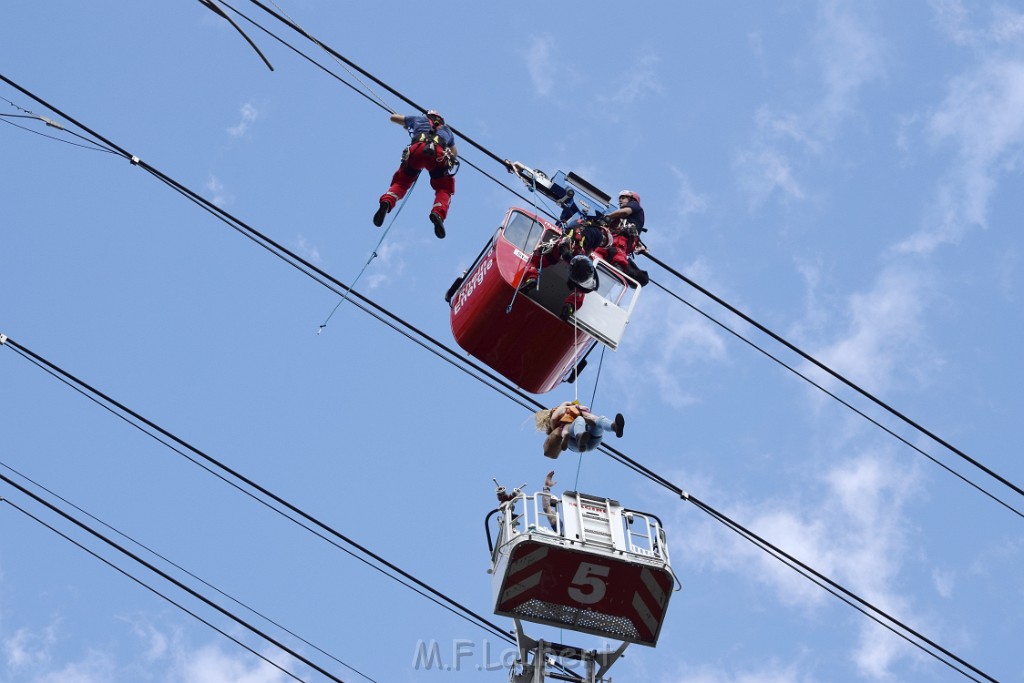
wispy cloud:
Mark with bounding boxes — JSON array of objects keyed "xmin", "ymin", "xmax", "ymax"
[
  {"xmin": 683, "ymin": 449, "xmax": 924, "ymax": 677},
  {"xmin": 3, "ymin": 625, "xmax": 55, "ymax": 671},
  {"xmin": 665, "ymin": 659, "xmax": 816, "ymax": 683},
  {"xmin": 737, "ymin": 2, "xmax": 886, "ymax": 208},
  {"xmin": 294, "ymin": 235, "xmax": 323, "ymax": 266},
  {"xmin": 178, "ymin": 643, "xmax": 295, "ymax": 682},
  {"xmin": 808, "ymin": 265, "xmax": 935, "ymax": 396},
  {"xmin": 930, "ymin": 0, "xmax": 1024, "ymax": 48},
  {"xmin": 670, "ymin": 167, "xmax": 709, "ymax": 219},
  {"xmin": 600, "ymin": 53, "xmax": 665, "ymax": 106},
  {"xmin": 227, "ymin": 102, "xmax": 259, "ymax": 137},
  {"xmin": 3, "ymin": 619, "xmax": 294, "ymax": 683},
  {"xmin": 206, "ymin": 173, "xmax": 232, "ymax": 208},
  {"xmin": 813, "ymin": 0, "xmax": 888, "ymax": 127},
  {"xmin": 522, "ymin": 35, "xmax": 556, "ymax": 97},
  {"xmin": 735, "ymin": 145, "xmax": 806, "ymax": 207},
  {"xmin": 896, "ymin": 58, "xmax": 1024, "ymax": 255},
  {"xmin": 363, "ymin": 238, "xmax": 408, "ymax": 290},
  {"xmin": 619, "ymin": 258, "xmax": 728, "ymax": 408}
]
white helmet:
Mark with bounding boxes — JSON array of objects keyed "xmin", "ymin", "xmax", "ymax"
[{"xmin": 619, "ymin": 189, "xmax": 640, "ymax": 204}]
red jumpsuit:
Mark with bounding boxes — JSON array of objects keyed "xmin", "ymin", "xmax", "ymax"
[
  {"xmin": 521, "ymin": 220, "xmax": 607, "ymax": 315},
  {"xmin": 379, "ymin": 141, "xmax": 455, "ymax": 220}
]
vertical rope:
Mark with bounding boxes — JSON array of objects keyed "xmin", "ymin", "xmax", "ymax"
[
  {"xmin": 317, "ymin": 178, "xmax": 418, "ymax": 333},
  {"xmin": 589, "ymin": 346, "xmax": 607, "ymax": 408}
]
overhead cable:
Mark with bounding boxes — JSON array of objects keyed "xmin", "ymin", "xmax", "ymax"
[{"xmin": 195, "ymin": 4, "xmax": 1024, "ymax": 510}]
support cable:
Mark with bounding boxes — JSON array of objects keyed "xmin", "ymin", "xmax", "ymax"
[
  {"xmin": 0, "ymin": 460, "xmax": 378, "ymax": 683},
  {"xmin": 0, "ymin": 472, "xmax": 347, "ymax": 683},
  {"xmin": 1, "ymin": 336, "xmax": 516, "ymax": 645},
  {"xmin": 591, "ymin": 441, "xmax": 993, "ymax": 682},
  {"xmin": 643, "ymin": 252, "xmax": 1024, "ymax": 503},
  {"xmin": 1, "ymin": 332, "xmax": 999, "ymax": 681},
  {"xmin": 0, "ymin": 73, "xmax": 1004, "ymax": 681},
  {"xmin": 176, "ymin": 6, "xmax": 1024, "ymax": 511},
  {"xmin": 646, "ymin": 278, "xmax": 1024, "ymax": 520},
  {"xmin": 215, "ymin": 0, "xmax": 547, "ymax": 211}
]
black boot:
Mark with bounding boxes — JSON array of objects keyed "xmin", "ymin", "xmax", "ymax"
[
  {"xmin": 373, "ymin": 201, "xmax": 390, "ymax": 227},
  {"xmin": 430, "ymin": 212, "xmax": 446, "ymax": 239}
]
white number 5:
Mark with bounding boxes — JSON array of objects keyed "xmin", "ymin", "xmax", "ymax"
[{"xmin": 567, "ymin": 562, "xmax": 609, "ymax": 604}]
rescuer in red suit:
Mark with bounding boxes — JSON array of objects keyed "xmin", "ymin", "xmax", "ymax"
[{"xmin": 373, "ymin": 110, "xmax": 458, "ymax": 239}]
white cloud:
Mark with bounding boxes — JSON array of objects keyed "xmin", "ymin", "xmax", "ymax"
[
  {"xmin": 813, "ymin": 0, "xmax": 888, "ymax": 127},
  {"xmin": 737, "ymin": 2, "xmax": 886, "ymax": 207},
  {"xmin": 3, "ymin": 625, "xmax": 55, "ymax": 671},
  {"xmin": 522, "ymin": 35, "xmax": 556, "ymax": 97},
  {"xmin": 670, "ymin": 167, "xmax": 709, "ymax": 219},
  {"xmin": 682, "ymin": 448, "xmax": 924, "ymax": 678},
  {"xmin": 1, "ymin": 613, "xmax": 299, "ymax": 683},
  {"xmin": 176, "ymin": 643, "xmax": 295, "ymax": 683},
  {"xmin": 227, "ymin": 102, "xmax": 259, "ymax": 138},
  {"xmin": 665, "ymin": 660, "xmax": 816, "ymax": 683},
  {"xmin": 896, "ymin": 58, "xmax": 1024, "ymax": 255},
  {"xmin": 619, "ymin": 258, "xmax": 729, "ymax": 408},
  {"xmin": 932, "ymin": 568, "xmax": 955, "ymax": 598},
  {"xmin": 363, "ymin": 237, "xmax": 408, "ymax": 290},
  {"xmin": 121, "ymin": 614, "xmax": 174, "ymax": 662},
  {"xmin": 206, "ymin": 173, "xmax": 232, "ymax": 208},
  {"xmin": 31, "ymin": 650, "xmax": 115, "ymax": 683},
  {"xmin": 600, "ymin": 53, "xmax": 665, "ymax": 106},
  {"xmin": 930, "ymin": 1, "xmax": 1024, "ymax": 48},
  {"xmin": 736, "ymin": 146, "xmax": 806, "ymax": 208},
  {"xmin": 294, "ymin": 235, "xmax": 323, "ymax": 266},
  {"xmin": 808, "ymin": 265, "xmax": 935, "ymax": 397}
]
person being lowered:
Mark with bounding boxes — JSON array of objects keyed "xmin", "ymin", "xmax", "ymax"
[
  {"xmin": 535, "ymin": 401, "xmax": 625, "ymax": 459},
  {"xmin": 373, "ymin": 110, "xmax": 458, "ymax": 239}
]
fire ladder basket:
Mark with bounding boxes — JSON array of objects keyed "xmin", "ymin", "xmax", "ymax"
[{"xmin": 486, "ymin": 490, "xmax": 678, "ymax": 648}]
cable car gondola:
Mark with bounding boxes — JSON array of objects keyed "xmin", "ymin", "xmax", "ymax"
[{"xmin": 447, "ymin": 167, "xmax": 643, "ymax": 394}]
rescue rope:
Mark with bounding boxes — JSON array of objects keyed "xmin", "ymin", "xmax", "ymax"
[
  {"xmin": 317, "ymin": 178, "xmax": 418, "ymax": 334},
  {"xmin": 589, "ymin": 345, "xmax": 606, "ymax": 408},
  {"xmin": 4, "ymin": 72, "xmax": 1005, "ymax": 680}
]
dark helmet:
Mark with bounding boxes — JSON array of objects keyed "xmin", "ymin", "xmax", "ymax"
[{"xmin": 567, "ymin": 254, "xmax": 598, "ymax": 292}]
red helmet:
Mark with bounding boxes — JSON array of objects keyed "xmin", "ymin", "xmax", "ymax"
[
  {"xmin": 619, "ymin": 189, "xmax": 640, "ymax": 205},
  {"xmin": 426, "ymin": 109, "xmax": 445, "ymax": 125}
]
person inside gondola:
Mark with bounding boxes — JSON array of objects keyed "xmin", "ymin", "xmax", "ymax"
[
  {"xmin": 373, "ymin": 110, "xmax": 458, "ymax": 239},
  {"xmin": 535, "ymin": 401, "xmax": 625, "ymax": 458},
  {"xmin": 520, "ymin": 216, "xmax": 611, "ymax": 320}
]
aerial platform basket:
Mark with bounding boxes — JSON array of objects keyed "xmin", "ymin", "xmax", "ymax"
[{"xmin": 486, "ymin": 489, "xmax": 677, "ymax": 648}]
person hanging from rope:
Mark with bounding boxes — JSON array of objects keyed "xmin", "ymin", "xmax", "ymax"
[
  {"xmin": 373, "ymin": 110, "xmax": 458, "ymax": 239},
  {"xmin": 520, "ymin": 216, "xmax": 611, "ymax": 320},
  {"xmin": 594, "ymin": 189, "xmax": 650, "ymax": 286},
  {"xmin": 535, "ymin": 401, "xmax": 625, "ymax": 458}
]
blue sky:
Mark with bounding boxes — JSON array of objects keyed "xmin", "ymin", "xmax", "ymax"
[{"xmin": 2, "ymin": 1, "xmax": 1024, "ymax": 682}]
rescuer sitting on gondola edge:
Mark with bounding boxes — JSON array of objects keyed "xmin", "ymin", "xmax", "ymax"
[{"xmin": 594, "ymin": 189, "xmax": 649, "ymax": 286}]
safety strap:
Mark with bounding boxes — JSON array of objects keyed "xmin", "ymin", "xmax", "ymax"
[{"xmin": 412, "ymin": 128, "xmax": 449, "ymax": 149}]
